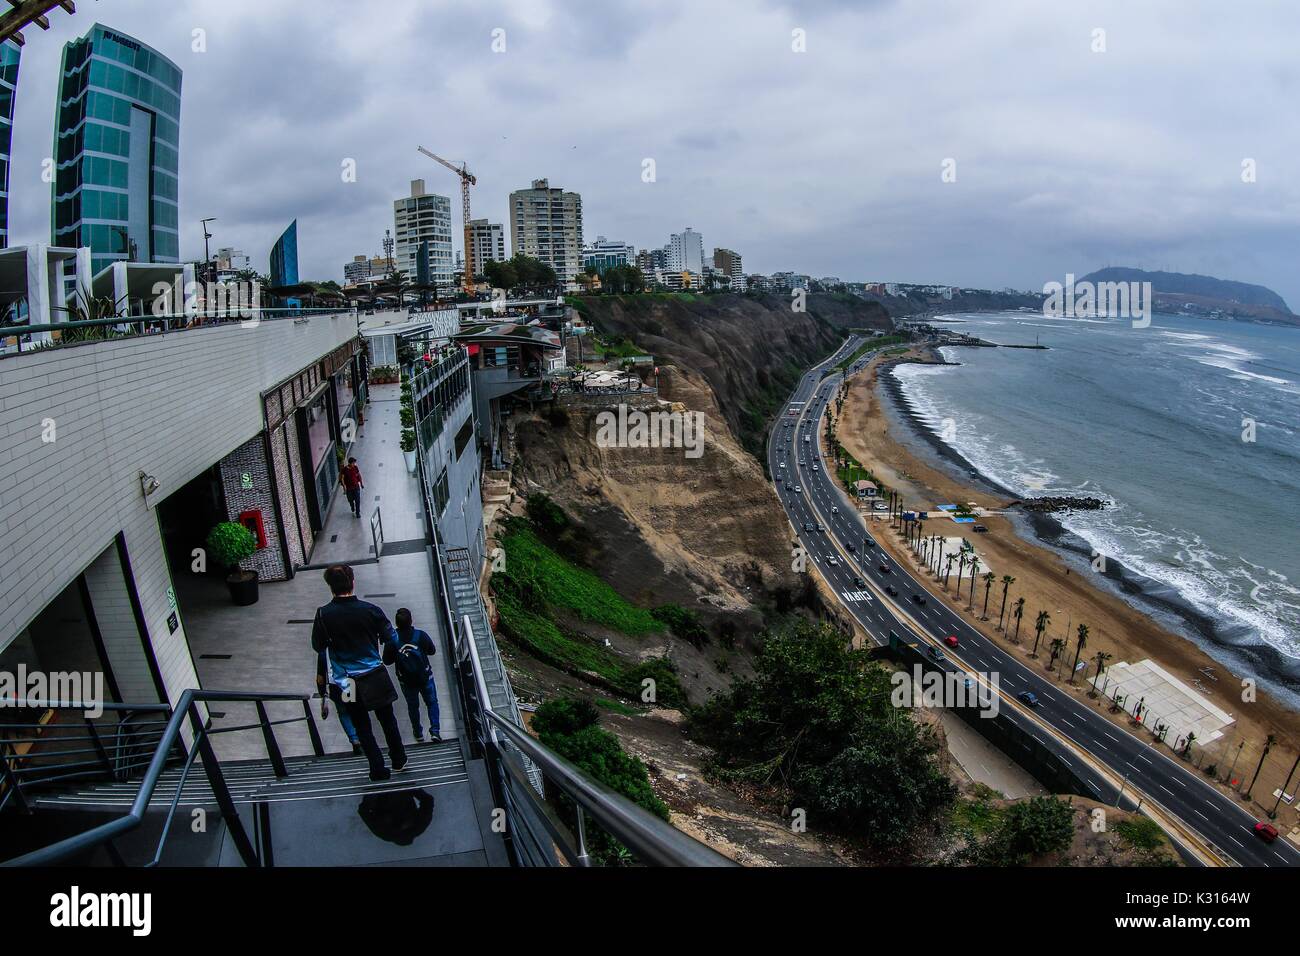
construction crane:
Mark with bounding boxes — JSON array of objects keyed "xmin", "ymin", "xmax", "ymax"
[{"xmin": 417, "ymin": 146, "xmax": 476, "ymax": 296}]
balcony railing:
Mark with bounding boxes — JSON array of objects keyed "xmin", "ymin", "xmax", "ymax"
[{"xmin": 0, "ymin": 308, "xmax": 356, "ymax": 359}]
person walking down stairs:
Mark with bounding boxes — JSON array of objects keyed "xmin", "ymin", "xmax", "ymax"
[
  {"xmin": 384, "ymin": 608, "xmax": 442, "ymax": 743},
  {"xmin": 311, "ymin": 564, "xmax": 408, "ymax": 781}
]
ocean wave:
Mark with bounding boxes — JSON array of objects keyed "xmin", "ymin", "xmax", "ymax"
[{"xmin": 891, "ymin": 356, "xmax": 1300, "ymax": 662}]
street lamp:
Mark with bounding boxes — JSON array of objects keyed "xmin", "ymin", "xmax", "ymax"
[{"xmin": 201, "ymin": 218, "xmax": 218, "ymax": 285}]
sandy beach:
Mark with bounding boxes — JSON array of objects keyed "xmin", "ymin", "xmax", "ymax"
[{"xmin": 835, "ymin": 347, "xmax": 1300, "ymax": 833}]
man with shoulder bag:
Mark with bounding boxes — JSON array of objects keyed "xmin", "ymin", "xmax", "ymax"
[{"xmin": 310, "ymin": 564, "xmax": 408, "ymax": 781}]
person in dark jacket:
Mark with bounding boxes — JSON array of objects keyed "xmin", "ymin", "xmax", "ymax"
[
  {"xmin": 383, "ymin": 608, "xmax": 441, "ymax": 742},
  {"xmin": 310, "ymin": 564, "xmax": 407, "ymax": 780}
]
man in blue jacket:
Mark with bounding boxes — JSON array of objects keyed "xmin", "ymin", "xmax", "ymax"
[
  {"xmin": 384, "ymin": 607, "xmax": 441, "ymax": 743},
  {"xmin": 310, "ymin": 564, "xmax": 408, "ymax": 781}
]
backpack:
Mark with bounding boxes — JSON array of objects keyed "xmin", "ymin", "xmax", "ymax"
[{"xmin": 394, "ymin": 630, "xmax": 432, "ymax": 682}]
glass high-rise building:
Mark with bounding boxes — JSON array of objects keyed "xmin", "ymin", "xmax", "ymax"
[
  {"xmin": 0, "ymin": 39, "xmax": 20, "ymax": 249},
  {"xmin": 270, "ymin": 220, "xmax": 299, "ymax": 288},
  {"xmin": 51, "ymin": 24, "xmax": 181, "ymax": 274}
]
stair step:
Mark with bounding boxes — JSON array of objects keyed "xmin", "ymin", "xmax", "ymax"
[{"xmin": 31, "ymin": 742, "xmax": 467, "ymax": 810}]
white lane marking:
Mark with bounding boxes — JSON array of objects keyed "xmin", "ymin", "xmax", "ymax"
[{"xmin": 1087, "ymin": 780, "xmax": 1101, "ymax": 793}]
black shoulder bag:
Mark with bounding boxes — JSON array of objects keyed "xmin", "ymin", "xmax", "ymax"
[{"xmin": 316, "ymin": 609, "xmax": 398, "ymax": 711}]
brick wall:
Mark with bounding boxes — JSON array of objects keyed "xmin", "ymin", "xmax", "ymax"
[{"xmin": 218, "ymin": 435, "xmax": 288, "ymax": 581}]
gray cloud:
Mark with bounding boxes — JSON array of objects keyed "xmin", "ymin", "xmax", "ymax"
[{"xmin": 6, "ymin": 0, "xmax": 1298, "ymax": 304}]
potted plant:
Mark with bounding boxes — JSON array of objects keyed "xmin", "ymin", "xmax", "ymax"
[
  {"xmin": 401, "ymin": 427, "xmax": 417, "ymax": 473},
  {"xmin": 206, "ymin": 521, "xmax": 259, "ymax": 606}
]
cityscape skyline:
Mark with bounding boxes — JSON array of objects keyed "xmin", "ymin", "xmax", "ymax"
[{"xmin": 1, "ymin": 0, "xmax": 1297, "ymax": 304}]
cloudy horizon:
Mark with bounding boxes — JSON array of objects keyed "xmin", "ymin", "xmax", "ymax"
[{"xmin": 7, "ymin": 0, "xmax": 1299, "ymax": 305}]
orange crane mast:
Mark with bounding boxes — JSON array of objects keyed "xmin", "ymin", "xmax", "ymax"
[{"xmin": 417, "ymin": 146, "xmax": 477, "ymax": 296}]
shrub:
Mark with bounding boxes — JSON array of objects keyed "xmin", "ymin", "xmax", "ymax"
[
  {"xmin": 689, "ymin": 620, "xmax": 955, "ymax": 852},
  {"xmin": 205, "ymin": 522, "xmax": 256, "ymax": 572},
  {"xmin": 621, "ymin": 658, "xmax": 686, "ymax": 709},
  {"xmin": 525, "ymin": 493, "xmax": 570, "ymax": 537},
  {"xmin": 532, "ymin": 697, "xmax": 600, "ymax": 738},
  {"xmin": 532, "ymin": 695, "xmax": 669, "ymax": 866},
  {"xmin": 975, "ymin": 797, "xmax": 1076, "ymax": 864},
  {"xmin": 651, "ymin": 605, "xmax": 708, "ymax": 646},
  {"xmin": 400, "ymin": 428, "xmax": 416, "ymax": 453}
]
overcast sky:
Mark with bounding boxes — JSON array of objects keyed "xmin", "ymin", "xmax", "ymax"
[{"xmin": 8, "ymin": 0, "xmax": 1299, "ymax": 305}]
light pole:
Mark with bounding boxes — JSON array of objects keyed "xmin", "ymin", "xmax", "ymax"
[{"xmin": 201, "ymin": 217, "xmax": 217, "ymax": 285}]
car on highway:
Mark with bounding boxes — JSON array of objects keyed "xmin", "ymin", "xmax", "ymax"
[
  {"xmin": 830, "ymin": 506, "xmax": 838, "ymax": 514},
  {"xmin": 863, "ymin": 535, "xmax": 875, "ymax": 547},
  {"xmin": 1255, "ymin": 821, "xmax": 1280, "ymax": 843},
  {"xmin": 792, "ymin": 485, "xmax": 803, "ymax": 493},
  {"xmin": 846, "ymin": 542, "xmax": 855, "ymax": 553},
  {"xmin": 878, "ymin": 562, "xmax": 891, "ymax": 574},
  {"xmin": 927, "ymin": 644, "xmax": 945, "ymax": 661},
  {"xmin": 911, "ymin": 593, "xmax": 927, "ymax": 606},
  {"xmin": 778, "ymin": 462, "xmax": 786, "ymax": 469},
  {"xmin": 804, "ymin": 522, "xmax": 815, "ymax": 531},
  {"xmin": 815, "ymin": 523, "xmax": 824, "ymax": 532},
  {"xmin": 826, "ymin": 556, "xmax": 839, "ymax": 566},
  {"xmin": 884, "ymin": 584, "xmax": 898, "ymax": 596},
  {"xmin": 1017, "ymin": 690, "xmax": 1041, "ymax": 708},
  {"xmin": 775, "ymin": 476, "xmax": 783, "ymax": 484},
  {"xmin": 853, "ymin": 575, "xmax": 866, "ymax": 587},
  {"xmin": 943, "ymin": 635, "xmax": 959, "ymax": 648}
]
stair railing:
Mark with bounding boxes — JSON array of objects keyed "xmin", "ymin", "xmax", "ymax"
[{"xmin": 3, "ymin": 689, "xmax": 321, "ymax": 868}]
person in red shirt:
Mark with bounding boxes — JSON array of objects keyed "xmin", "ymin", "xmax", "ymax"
[{"xmin": 340, "ymin": 458, "xmax": 364, "ymax": 517}]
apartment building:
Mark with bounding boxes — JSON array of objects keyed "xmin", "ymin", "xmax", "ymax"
[
  {"xmin": 395, "ymin": 179, "xmax": 454, "ymax": 293},
  {"xmin": 508, "ymin": 178, "xmax": 583, "ymax": 287}
]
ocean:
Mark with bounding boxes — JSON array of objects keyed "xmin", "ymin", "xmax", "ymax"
[{"xmin": 888, "ymin": 310, "xmax": 1300, "ymax": 704}]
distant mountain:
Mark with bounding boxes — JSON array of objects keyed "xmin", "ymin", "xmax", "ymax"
[{"xmin": 1079, "ymin": 267, "xmax": 1297, "ymax": 326}]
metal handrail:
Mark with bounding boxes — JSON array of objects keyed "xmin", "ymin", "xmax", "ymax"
[
  {"xmin": 456, "ymin": 611, "xmax": 732, "ymax": 867},
  {"xmin": 3, "ymin": 689, "xmax": 317, "ymax": 867}
]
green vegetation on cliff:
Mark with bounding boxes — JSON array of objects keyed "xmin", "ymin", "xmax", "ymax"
[{"xmin": 689, "ymin": 620, "xmax": 956, "ymax": 854}]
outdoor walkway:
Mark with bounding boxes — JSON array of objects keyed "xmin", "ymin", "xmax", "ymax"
[
  {"xmin": 308, "ymin": 382, "xmax": 426, "ymax": 566},
  {"xmin": 179, "ymin": 382, "xmax": 455, "ymax": 763}
]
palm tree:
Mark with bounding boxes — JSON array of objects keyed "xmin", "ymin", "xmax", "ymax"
[
  {"xmin": 997, "ymin": 575, "xmax": 1016, "ymax": 630},
  {"xmin": 1031, "ymin": 610, "xmax": 1051, "ymax": 658},
  {"xmin": 934, "ymin": 539, "xmax": 945, "ymax": 578},
  {"xmin": 1068, "ymin": 624, "xmax": 1089, "ymax": 684},
  {"xmin": 1047, "ymin": 637, "xmax": 1066, "ymax": 671},
  {"xmin": 1090, "ymin": 650, "xmax": 1112, "ymax": 697},
  {"xmin": 956, "ymin": 552, "xmax": 968, "ymax": 593},
  {"xmin": 980, "ymin": 571, "xmax": 995, "ymax": 619},
  {"xmin": 967, "ymin": 557, "xmax": 981, "ymax": 608},
  {"xmin": 1245, "ymin": 734, "xmax": 1278, "ymax": 800},
  {"xmin": 944, "ymin": 554, "xmax": 956, "ymax": 590},
  {"xmin": 1011, "ymin": 597, "xmax": 1026, "ymax": 644}
]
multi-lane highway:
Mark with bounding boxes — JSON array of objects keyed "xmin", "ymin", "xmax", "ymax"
[{"xmin": 766, "ymin": 337, "xmax": 1298, "ymax": 867}]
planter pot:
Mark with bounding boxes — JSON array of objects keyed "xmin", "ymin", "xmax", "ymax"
[
  {"xmin": 403, "ymin": 449, "xmax": 417, "ymax": 474},
  {"xmin": 226, "ymin": 569, "xmax": 260, "ymax": 606}
]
